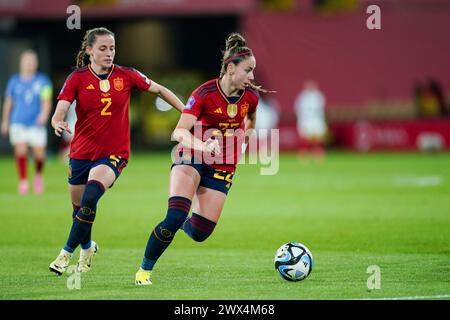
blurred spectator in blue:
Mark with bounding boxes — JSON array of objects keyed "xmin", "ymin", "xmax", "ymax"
[{"xmin": 1, "ymin": 49, "xmax": 52, "ymax": 194}]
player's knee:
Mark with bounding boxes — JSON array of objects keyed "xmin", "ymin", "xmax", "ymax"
[
  {"xmin": 152, "ymin": 196, "xmax": 192, "ymax": 242},
  {"xmin": 76, "ymin": 180, "xmax": 105, "ymax": 223},
  {"xmin": 162, "ymin": 211, "xmax": 188, "ymax": 232},
  {"xmin": 185, "ymin": 213, "xmax": 216, "ymax": 242},
  {"xmin": 165, "ymin": 196, "xmax": 191, "ymax": 230},
  {"xmin": 81, "ymin": 180, "xmax": 105, "ymax": 208}
]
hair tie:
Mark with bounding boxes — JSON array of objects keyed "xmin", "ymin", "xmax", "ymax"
[{"xmin": 224, "ymin": 51, "xmax": 252, "ymax": 64}]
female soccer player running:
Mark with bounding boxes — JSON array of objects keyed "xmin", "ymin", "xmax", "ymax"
[
  {"xmin": 49, "ymin": 27, "xmax": 184, "ymax": 275},
  {"xmin": 1, "ymin": 50, "xmax": 52, "ymax": 194},
  {"xmin": 136, "ymin": 33, "xmax": 266, "ymax": 285}
]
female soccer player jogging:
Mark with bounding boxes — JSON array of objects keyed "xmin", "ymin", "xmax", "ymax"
[
  {"xmin": 136, "ymin": 32, "xmax": 269, "ymax": 285},
  {"xmin": 1, "ymin": 50, "xmax": 52, "ymax": 195},
  {"xmin": 49, "ymin": 27, "xmax": 184, "ymax": 275}
]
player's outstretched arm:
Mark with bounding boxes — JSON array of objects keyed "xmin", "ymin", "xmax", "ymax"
[
  {"xmin": 147, "ymin": 81, "xmax": 184, "ymax": 113},
  {"xmin": 51, "ymin": 100, "xmax": 72, "ymax": 137},
  {"xmin": 172, "ymin": 113, "xmax": 221, "ymax": 155}
]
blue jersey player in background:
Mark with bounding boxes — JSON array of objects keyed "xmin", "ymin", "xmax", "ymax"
[{"xmin": 1, "ymin": 49, "xmax": 52, "ymax": 194}]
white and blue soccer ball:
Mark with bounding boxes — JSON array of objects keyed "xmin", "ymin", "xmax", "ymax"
[{"xmin": 274, "ymin": 242, "xmax": 313, "ymax": 282}]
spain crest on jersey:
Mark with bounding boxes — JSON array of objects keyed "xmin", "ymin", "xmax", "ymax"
[
  {"xmin": 114, "ymin": 77, "xmax": 123, "ymax": 91},
  {"xmin": 227, "ymin": 104, "xmax": 238, "ymax": 118}
]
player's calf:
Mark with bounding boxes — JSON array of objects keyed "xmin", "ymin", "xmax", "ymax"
[
  {"xmin": 140, "ymin": 196, "xmax": 191, "ymax": 272},
  {"xmin": 182, "ymin": 213, "xmax": 216, "ymax": 242},
  {"xmin": 64, "ymin": 180, "xmax": 104, "ymax": 252}
]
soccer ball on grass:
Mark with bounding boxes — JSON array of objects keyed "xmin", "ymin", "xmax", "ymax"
[{"xmin": 274, "ymin": 242, "xmax": 313, "ymax": 282}]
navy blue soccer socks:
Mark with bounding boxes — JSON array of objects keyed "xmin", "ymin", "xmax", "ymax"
[{"xmin": 141, "ymin": 196, "xmax": 191, "ymax": 270}]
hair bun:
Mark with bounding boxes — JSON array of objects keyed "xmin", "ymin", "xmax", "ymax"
[{"xmin": 225, "ymin": 33, "xmax": 246, "ymax": 51}]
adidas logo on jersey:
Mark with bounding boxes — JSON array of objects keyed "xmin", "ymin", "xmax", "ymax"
[
  {"xmin": 214, "ymin": 108, "xmax": 222, "ymax": 114},
  {"xmin": 86, "ymin": 84, "xmax": 95, "ymax": 90}
]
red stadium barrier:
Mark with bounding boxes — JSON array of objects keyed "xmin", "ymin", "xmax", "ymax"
[
  {"xmin": 330, "ymin": 119, "xmax": 450, "ymax": 151},
  {"xmin": 279, "ymin": 119, "xmax": 450, "ymax": 151}
]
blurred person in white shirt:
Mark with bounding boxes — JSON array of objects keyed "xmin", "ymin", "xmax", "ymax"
[
  {"xmin": 294, "ymin": 80, "xmax": 327, "ymax": 161},
  {"xmin": 254, "ymin": 96, "xmax": 279, "ymax": 153}
]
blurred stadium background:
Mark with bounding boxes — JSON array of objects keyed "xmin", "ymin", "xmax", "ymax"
[
  {"xmin": 1, "ymin": 0, "xmax": 449, "ymax": 154},
  {"xmin": 1, "ymin": 0, "xmax": 449, "ymax": 300}
]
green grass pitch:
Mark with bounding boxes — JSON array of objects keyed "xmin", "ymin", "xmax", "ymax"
[{"xmin": 1, "ymin": 152, "xmax": 449, "ymax": 300}]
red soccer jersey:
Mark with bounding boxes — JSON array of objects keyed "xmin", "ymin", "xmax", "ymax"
[
  {"xmin": 182, "ymin": 78, "xmax": 259, "ymax": 172},
  {"xmin": 57, "ymin": 64, "xmax": 151, "ymax": 161}
]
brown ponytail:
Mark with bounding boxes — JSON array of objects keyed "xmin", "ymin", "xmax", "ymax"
[
  {"xmin": 75, "ymin": 27, "xmax": 115, "ymax": 69},
  {"xmin": 220, "ymin": 32, "xmax": 274, "ymax": 94}
]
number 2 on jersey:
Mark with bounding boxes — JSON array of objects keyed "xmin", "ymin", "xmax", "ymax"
[{"xmin": 101, "ymin": 98, "xmax": 112, "ymax": 116}]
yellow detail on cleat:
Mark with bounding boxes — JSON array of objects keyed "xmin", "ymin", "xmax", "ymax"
[{"xmin": 135, "ymin": 268, "xmax": 152, "ymax": 285}]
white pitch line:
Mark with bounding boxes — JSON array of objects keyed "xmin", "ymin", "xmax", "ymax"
[
  {"xmin": 353, "ymin": 294, "xmax": 450, "ymax": 300},
  {"xmin": 394, "ymin": 175, "xmax": 443, "ymax": 187}
]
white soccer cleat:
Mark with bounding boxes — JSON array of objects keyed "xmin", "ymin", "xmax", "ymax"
[
  {"xmin": 49, "ymin": 250, "xmax": 72, "ymax": 275},
  {"xmin": 77, "ymin": 241, "xmax": 98, "ymax": 273}
]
